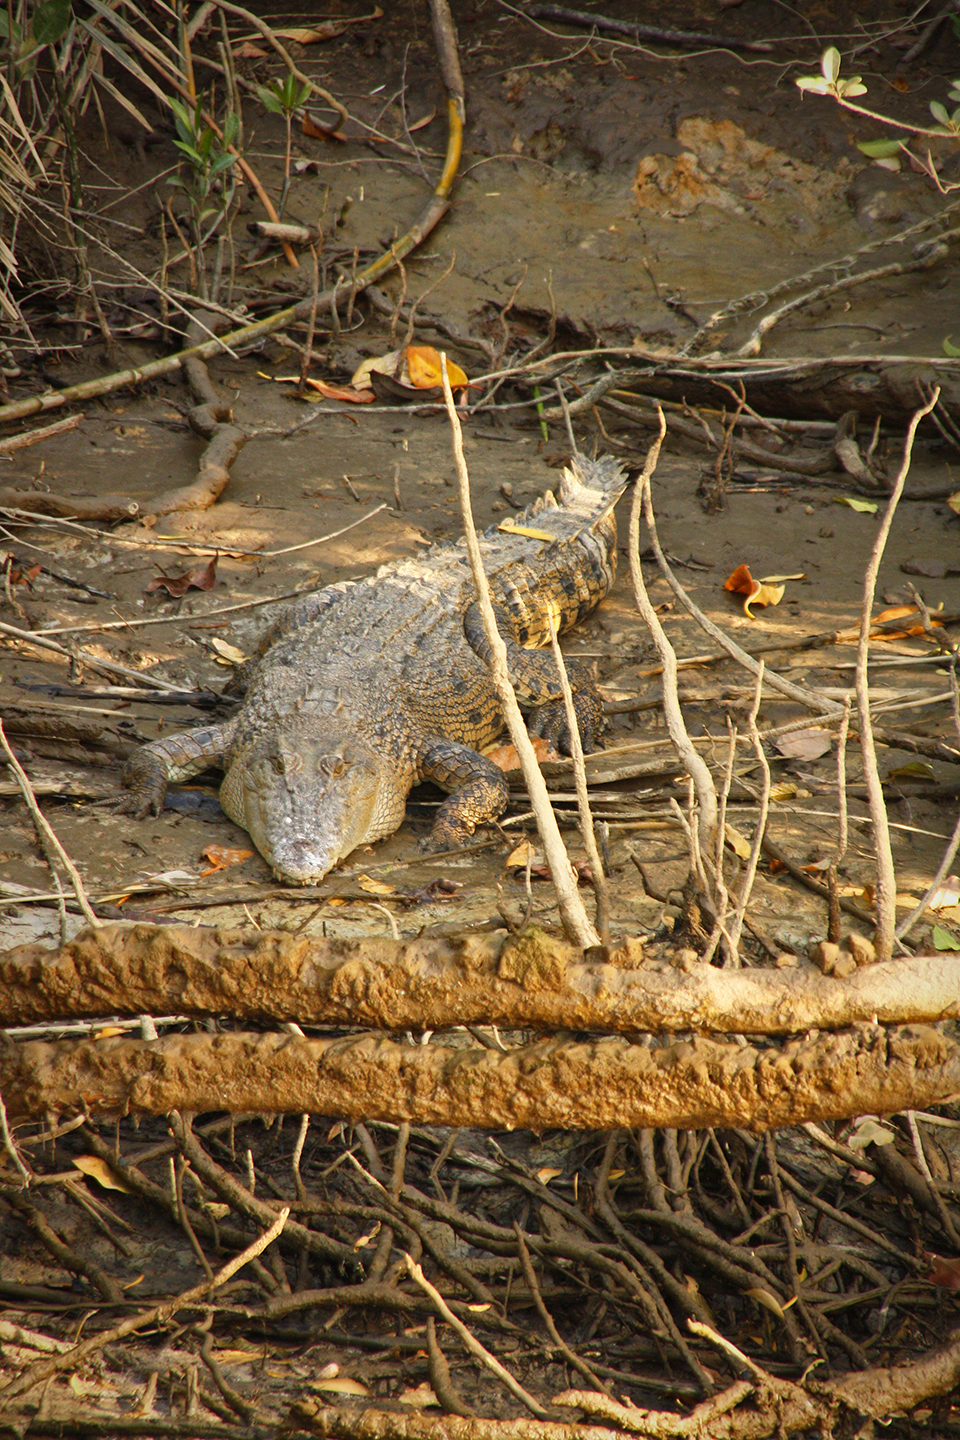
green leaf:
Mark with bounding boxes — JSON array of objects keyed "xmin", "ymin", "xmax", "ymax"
[
  {"xmin": 857, "ymin": 137, "xmax": 905, "ymax": 158},
  {"xmin": 256, "ymin": 85, "xmax": 284, "ymax": 113},
  {"xmin": 944, "ymin": 336, "xmax": 960, "ymax": 357},
  {"xmin": 930, "ymin": 100, "xmax": 951, "ymax": 126},
  {"xmin": 32, "ymin": 0, "xmax": 71, "ymax": 45},
  {"xmin": 836, "ymin": 497, "xmax": 878, "ymax": 514},
  {"xmin": 821, "ymin": 46, "xmax": 841, "ymax": 84},
  {"xmin": 932, "ymin": 925, "xmax": 960, "ymax": 951},
  {"xmin": 836, "ymin": 79, "xmax": 867, "ymax": 98}
]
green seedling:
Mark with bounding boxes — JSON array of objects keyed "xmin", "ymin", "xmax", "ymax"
[
  {"xmin": 167, "ymin": 95, "xmax": 239, "ymax": 296},
  {"xmin": 256, "ymin": 73, "xmax": 312, "ymax": 219}
]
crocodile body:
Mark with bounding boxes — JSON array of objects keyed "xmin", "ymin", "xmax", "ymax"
[{"xmin": 122, "ymin": 453, "xmax": 627, "ymax": 883}]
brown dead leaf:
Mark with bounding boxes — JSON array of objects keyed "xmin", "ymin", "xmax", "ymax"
[
  {"xmin": 775, "ymin": 729, "xmax": 833, "ymax": 761},
  {"xmin": 72, "ymin": 1155, "xmax": 134, "ymax": 1193},
  {"xmin": 146, "ymin": 554, "xmax": 217, "ymax": 597},
  {"xmin": 200, "ymin": 844, "xmax": 253, "ymax": 876},
  {"xmin": 723, "ymin": 563, "xmax": 785, "ymax": 618},
  {"xmin": 232, "ymin": 40, "xmax": 267, "ymax": 57},
  {"xmin": 927, "ymin": 1254, "xmax": 960, "ymax": 1290}
]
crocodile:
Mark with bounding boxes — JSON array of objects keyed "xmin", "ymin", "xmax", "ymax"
[{"xmin": 121, "ymin": 452, "xmax": 628, "ymax": 883}]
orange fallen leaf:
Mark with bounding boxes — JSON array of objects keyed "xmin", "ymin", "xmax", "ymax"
[
  {"xmin": 303, "ymin": 377, "xmax": 375, "ymax": 403},
  {"xmin": 487, "ymin": 736, "xmax": 557, "ymax": 771},
  {"xmin": 275, "ymin": 374, "xmax": 375, "ymax": 403},
  {"xmin": 723, "ymin": 563, "xmax": 785, "ymax": 618},
  {"xmin": 302, "ymin": 113, "xmax": 348, "ymax": 142},
  {"xmin": 200, "ymin": 844, "xmax": 253, "ymax": 875},
  {"xmin": 406, "ymin": 344, "xmax": 468, "ymax": 390}
]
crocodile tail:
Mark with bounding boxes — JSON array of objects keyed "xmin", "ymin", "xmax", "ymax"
[{"xmin": 559, "ymin": 452, "xmax": 629, "ymax": 509}]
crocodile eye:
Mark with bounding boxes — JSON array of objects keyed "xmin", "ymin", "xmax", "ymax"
[
  {"xmin": 270, "ymin": 753, "xmax": 286, "ymax": 775},
  {"xmin": 320, "ymin": 754, "xmax": 347, "ymax": 778}
]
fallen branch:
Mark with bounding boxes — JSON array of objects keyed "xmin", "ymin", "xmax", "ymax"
[
  {"xmin": 0, "ymin": 486, "xmax": 140, "ymax": 521},
  {"xmin": 0, "ymin": 413, "xmax": 83, "ymax": 454},
  {"xmin": 2, "ymin": 1022, "xmax": 958, "ymax": 1129},
  {"xmin": 3, "ymin": 922, "xmax": 958, "ymax": 1034}
]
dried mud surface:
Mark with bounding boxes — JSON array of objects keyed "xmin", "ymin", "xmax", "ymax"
[{"xmin": 2, "ymin": 4, "xmax": 960, "ymax": 1430}]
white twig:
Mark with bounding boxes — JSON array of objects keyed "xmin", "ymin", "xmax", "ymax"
[
  {"xmin": 439, "ymin": 354, "xmax": 598, "ymax": 947},
  {"xmin": 854, "ymin": 390, "xmax": 940, "ymax": 960},
  {"xmin": 405, "ymin": 1254, "xmax": 553, "ymax": 1419},
  {"xmin": 628, "ymin": 412, "xmax": 719, "ymax": 847}
]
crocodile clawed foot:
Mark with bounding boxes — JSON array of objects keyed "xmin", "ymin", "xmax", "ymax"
[
  {"xmin": 419, "ymin": 819, "xmax": 476, "ymax": 856},
  {"xmin": 119, "ymin": 753, "xmax": 169, "ymax": 819}
]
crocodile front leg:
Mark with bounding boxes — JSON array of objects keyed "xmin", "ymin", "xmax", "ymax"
[
  {"xmin": 463, "ymin": 600, "xmax": 603, "ymax": 753},
  {"xmin": 417, "ymin": 737, "xmax": 510, "ymax": 852},
  {"xmin": 120, "ymin": 719, "xmax": 238, "ymax": 818}
]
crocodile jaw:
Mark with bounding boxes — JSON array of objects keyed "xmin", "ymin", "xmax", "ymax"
[{"xmin": 220, "ymin": 729, "xmax": 400, "ymax": 885}]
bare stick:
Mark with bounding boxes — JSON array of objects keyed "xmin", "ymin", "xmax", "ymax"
[
  {"xmin": 440, "ymin": 354, "xmax": 598, "ymax": 947},
  {"xmin": 546, "ymin": 617, "xmax": 609, "ymax": 942},
  {"xmin": 727, "ymin": 663, "xmax": 772, "ymax": 961},
  {"xmin": 0, "ymin": 1088, "xmax": 32, "ymax": 1187},
  {"xmin": 0, "ymin": 414, "xmax": 83, "ymax": 454},
  {"xmin": 628, "ymin": 412, "xmax": 718, "ymax": 846},
  {"xmin": 855, "ymin": 390, "xmax": 940, "ymax": 960},
  {"xmin": 0, "ymin": 717, "xmax": 99, "ymax": 927},
  {"xmin": 405, "ymin": 1254, "xmax": 554, "ymax": 1420}
]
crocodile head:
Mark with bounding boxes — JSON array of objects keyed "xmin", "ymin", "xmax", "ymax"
[{"xmin": 220, "ymin": 724, "xmax": 401, "ymax": 884}]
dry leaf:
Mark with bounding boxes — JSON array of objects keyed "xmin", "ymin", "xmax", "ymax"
[
  {"xmin": 947, "ymin": 490, "xmax": 960, "ymax": 516},
  {"xmin": 537, "ymin": 1167, "xmax": 563, "ymax": 1184},
  {"xmin": 497, "ymin": 520, "xmax": 557, "ymax": 542},
  {"xmin": 406, "ymin": 344, "xmax": 468, "ymax": 389},
  {"xmin": 302, "ymin": 377, "xmax": 375, "ymax": 404},
  {"xmin": 301, "ymin": 113, "xmax": 347, "ymax": 142},
  {"xmin": 775, "ymin": 729, "xmax": 833, "ymax": 761},
  {"xmin": 398, "ymin": 1384, "xmax": 440, "ymax": 1409},
  {"xmin": 311, "ymin": 1377, "xmax": 371, "ymax": 1397},
  {"xmin": 724, "ymin": 823, "xmax": 752, "ymax": 860},
  {"xmin": 358, "ymin": 874, "xmax": 396, "ymax": 895},
  {"xmin": 210, "ymin": 637, "xmax": 248, "ymax": 666},
  {"xmin": 200, "ymin": 844, "xmax": 253, "ymax": 876},
  {"xmin": 746, "ymin": 1287, "xmax": 785, "ymax": 1318},
  {"xmin": 846, "ymin": 1117, "xmax": 895, "ymax": 1149},
  {"xmin": 506, "ymin": 840, "xmax": 538, "ymax": 870},
  {"xmin": 927, "ymin": 1254, "xmax": 960, "ymax": 1289},
  {"xmin": 486, "ymin": 735, "xmax": 557, "ymax": 772},
  {"xmin": 836, "ymin": 496, "xmax": 878, "ymax": 513},
  {"xmin": 146, "ymin": 555, "xmax": 217, "ymax": 597},
  {"xmin": 351, "ymin": 349, "xmax": 406, "ymax": 391},
  {"xmin": 232, "ymin": 40, "xmax": 267, "ymax": 56},
  {"xmin": 72, "ymin": 1155, "xmax": 134, "ymax": 1193},
  {"xmin": 722, "ymin": 563, "xmax": 785, "ymax": 618},
  {"xmin": 214, "ymin": 1348, "xmax": 267, "ymax": 1365},
  {"xmin": 929, "ymin": 876, "xmax": 960, "ymax": 911},
  {"xmin": 94, "ymin": 1026, "xmax": 126, "ymax": 1039}
]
